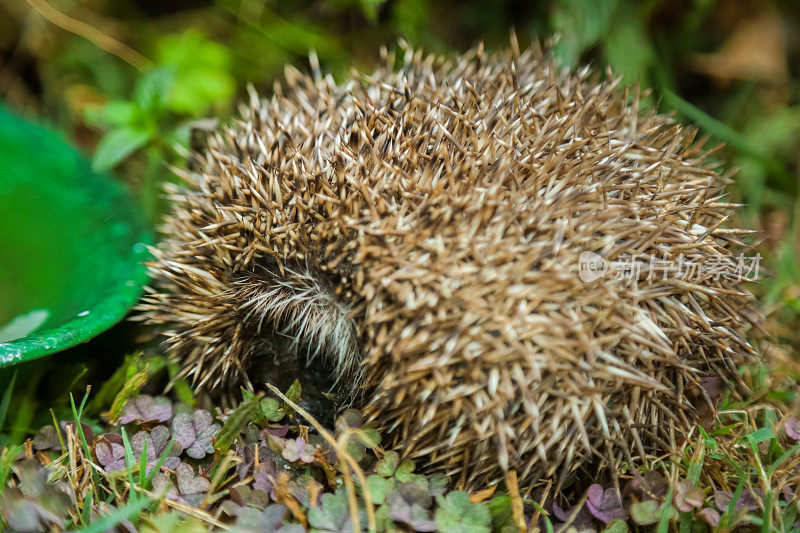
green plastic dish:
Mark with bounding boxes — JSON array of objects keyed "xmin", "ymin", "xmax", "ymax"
[{"xmin": 0, "ymin": 105, "xmax": 151, "ymax": 368}]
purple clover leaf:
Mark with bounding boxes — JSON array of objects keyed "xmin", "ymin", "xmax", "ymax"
[
  {"xmin": 153, "ymin": 463, "xmax": 210, "ymax": 508},
  {"xmin": 228, "ymin": 485, "xmax": 271, "ymax": 510},
  {"xmin": 282, "ymin": 437, "xmax": 316, "ymax": 463},
  {"xmin": 33, "ymin": 426, "xmax": 61, "ymax": 451},
  {"xmin": 386, "ymin": 490, "xmax": 437, "ymax": 532},
  {"xmin": 130, "ymin": 426, "xmax": 181, "ymax": 474},
  {"xmin": 234, "ymin": 443, "xmax": 253, "ymax": 480},
  {"xmin": 714, "ymin": 488, "xmax": 761, "ymax": 513},
  {"xmin": 235, "ymin": 442, "xmax": 276, "ymax": 480},
  {"xmin": 698, "ymin": 507, "xmax": 721, "ymax": 526},
  {"xmin": 289, "ymin": 475, "xmax": 324, "ymax": 508},
  {"xmin": 118, "ymin": 395, "xmax": 173, "ymax": 424},
  {"xmin": 586, "ymin": 484, "xmax": 628, "ymax": 524},
  {"xmin": 1, "ymin": 491, "xmax": 58, "ymax": 533},
  {"xmin": 172, "ymin": 409, "xmax": 220, "ymax": 459},
  {"xmin": 623, "ymin": 470, "xmax": 668, "ymax": 500},
  {"xmin": 232, "ymin": 504, "xmax": 304, "ymax": 533},
  {"xmin": 253, "ymin": 461, "xmax": 278, "ymax": 497},
  {"xmin": 552, "ymin": 500, "xmax": 594, "ymax": 528},
  {"xmin": 786, "ymin": 417, "xmax": 800, "ymax": 440},
  {"xmin": 34, "ymin": 422, "xmax": 94, "ymax": 451},
  {"xmin": 263, "ymin": 425, "xmax": 289, "ymax": 439},
  {"xmin": 175, "ymin": 463, "xmax": 211, "ymax": 507},
  {"xmin": 16, "ymin": 459, "xmax": 53, "ymax": 499},
  {"xmin": 151, "ymin": 472, "xmax": 181, "ymax": 502},
  {"xmin": 95, "ymin": 434, "xmax": 127, "ymax": 473},
  {"xmin": 674, "ymin": 481, "xmax": 704, "ymax": 513},
  {"xmin": 381, "ymin": 481, "xmax": 437, "ymax": 531},
  {"xmin": 235, "ymin": 504, "xmax": 286, "ymax": 531},
  {"xmin": 60, "ymin": 421, "xmax": 94, "ymax": 444},
  {"xmin": 397, "ymin": 479, "xmax": 433, "ymax": 509},
  {"xmin": 0, "ymin": 460, "xmax": 73, "ymax": 532}
]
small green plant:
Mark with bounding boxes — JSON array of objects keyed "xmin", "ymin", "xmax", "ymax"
[
  {"xmin": 85, "ymin": 30, "xmax": 236, "ymax": 221},
  {"xmin": 3, "ymin": 366, "xmax": 800, "ymax": 531}
]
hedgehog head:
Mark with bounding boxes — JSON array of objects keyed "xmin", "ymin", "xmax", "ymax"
[{"xmin": 140, "ymin": 44, "xmax": 757, "ymax": 490}]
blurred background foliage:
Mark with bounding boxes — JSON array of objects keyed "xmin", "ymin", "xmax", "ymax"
[{"xmin": 1, "ymin": 0, "xmax": 799, "ymax": 351}]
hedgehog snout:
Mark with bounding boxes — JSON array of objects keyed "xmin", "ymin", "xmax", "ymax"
[{"xmin": 234, "ymin": 264, "xmax": 362, "ymax": 398}]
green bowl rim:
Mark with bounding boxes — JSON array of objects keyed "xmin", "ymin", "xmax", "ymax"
[
  {"xmin": 0, "ymin": 239, "xmax": 151, "ymax": 369},
  {"xmin": 0, "ymin": 105, "xmax": 153, "ymax": 369}
]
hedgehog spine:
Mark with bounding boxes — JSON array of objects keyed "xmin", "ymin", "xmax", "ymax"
[{"xmin": 140, "ymin": 42, "xmax": 758, "ymax": 491}]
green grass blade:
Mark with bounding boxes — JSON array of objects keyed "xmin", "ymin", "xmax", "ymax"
[
  {"xmin": 767, "ymin": 442, "xmax": 800, "ymax": 478},
  {"xmin": 70, "ymin": 391, "xmax": 100, "ymax": 494},
  {"xmin": 762, "ymin": 489, "xmax": 774, "ymax": 533},
  {"xmin": 0, "ymin": 443, "xmax": 23, "ymax": 497},
  {"xmin": 659, "ymin": 87, "xmax": 796, "ymax": 192},
  {"xmin": 120, "ymin": 426, "xmax": 139, "ymax": 500},
  {"xmin": 109, "ymin": 368, "xmax": 148, "ymax": 423},
  {"xmin": 721, "ymin": 476, "xmax": 747, "ymax": 529},
  {"xmin": 73, "ymin": 492, "xmax": 151, "ymax": 533},
  {"xmin": 143, "ymin": 438, "xmax": 176, "ymax": 490},
  {"xmin": 139, "ymin": 439, "xmax": 148, "ymax": 485},
  {"xmin": 50, "ymin": 409, "xmax": 66, "ymax": 451},
  {"xmin": 213, "ymin": 391, "xmax": 258, "ymax": 457},
  {"xmin": 81, "ymin": 489, "xmax": 94, "ymax": 526},
  {"xmin": 657, "ymin": 487, "xmax": 674, "ymax": 533},
  {"xmin": 69, "ymin": 392, "xmax": 93, "ymax": 455}
]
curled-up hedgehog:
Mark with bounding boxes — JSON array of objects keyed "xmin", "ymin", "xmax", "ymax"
[{"xmin": 139, "ymin": 42, "xmax": 759, "ymax": 491}]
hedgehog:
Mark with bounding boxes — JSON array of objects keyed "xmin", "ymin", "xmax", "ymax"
[{"xmin": 139, "ymin": 42, "xmax": 759, "ymax": 491}]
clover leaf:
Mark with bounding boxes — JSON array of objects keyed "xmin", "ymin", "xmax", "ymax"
[
  {"xmin": 282, "ymin": 437, "xmax": 316, "ymax": 464},
  {"xmin": 253, "ymin": 461, "xmax": 278, "ymax": 496},
  {"xmin": 674, "ymin": 481, "xmax": 704, "ymax": 513},
  {"xmin": 434, "ymin": 491, "xmax": 491, "ymax": 533},
  {"xmin": 131, "ymin": 425, "xmax": 181, "ymax": 473},
  {"xmin": 119, "ymin": 395, "xmax": 173, "ymax": 424},
  {"xmin": 95, "ymin": 433, "xmax": 127, "ymax": 472},
  {"xmin": 586, "ymin": 484, "xmax": 628, "ymax": 524},
  {"xmin": 308, "ymin": 487, "xmax": 364, "ymax": 533},
  {"xmin": 172, "ymin": 409, "xmax": 220, "ymax": 459},
  {"xmin": 386, "ymin": 484, "xmax": 436, "ymax": 532},
  {"xmin": 153, "ymin": 463, "xmax": 210, "ymax": 508},
  {"xmin": 0, "ymin": 460, "xmax": 72, "ymax": 532}
]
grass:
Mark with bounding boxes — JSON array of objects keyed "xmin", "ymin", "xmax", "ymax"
[
  {"xmin": 1, "ymin": 0, "xmax": 799, "ymax": 530},
  {"xmin": 0, "ymin": 353, "xmax": 799, "ymax": 531}
]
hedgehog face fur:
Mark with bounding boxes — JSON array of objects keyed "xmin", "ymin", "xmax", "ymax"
[{"xmin": 140, "ymin": 44, "xmax": 758, "ymax": 490}]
